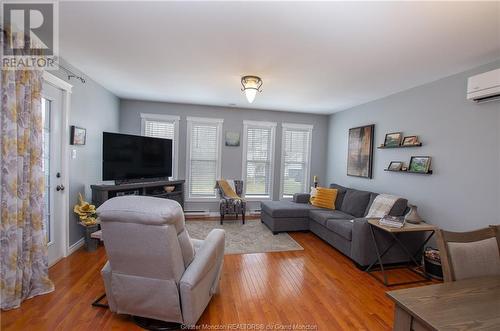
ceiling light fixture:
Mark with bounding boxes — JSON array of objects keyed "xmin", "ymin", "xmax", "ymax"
[{"xmin": 241, "ymin": 75, "xmax": 263, "ymax": 103}]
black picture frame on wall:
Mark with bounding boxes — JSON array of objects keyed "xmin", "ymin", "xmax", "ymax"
[
  {"xmin": 70, "ymin": 126, "xmax": 86, "ymax": 145},
  {"xmin": 347, "ymin": 124, "xmax": 375, "ymax": 179}
]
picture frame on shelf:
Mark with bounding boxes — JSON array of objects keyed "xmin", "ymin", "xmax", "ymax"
[
  {"xmin": 383, "ymin": 132, "xmax": 402, "ymax": 147},
  {"xmin": 402, "ymin": 135, "xmax": 420, "ymax": 146},
  {"xmin": 408, "ymin": 156, "xmax": 432, "ymax": 173},
  {"xmin": 70, "ymin": 126, "xmax": 86, "ymax": 145},
  {"xmin": 388, "ymin": 161, "xmax": 404, "ymax": 171}
]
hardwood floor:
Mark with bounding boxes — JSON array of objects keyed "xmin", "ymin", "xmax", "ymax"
[{"xmin": 1, "ymin": 226, "xmax": 434, "ymax": 330}]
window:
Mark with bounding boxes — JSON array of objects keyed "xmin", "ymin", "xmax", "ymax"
[
  {"xmin": 280, "ymin": 123, "xmax": 313, "ymax": 198},
  {"xmin": 242, "ymin": 120, "xmax": 276, "ymax": 199},
  {"xmin": 186, "ymin": 117, "xmax": 223, "ymax": 199},
  {"xmin": 141, "ymin": 113, "xmax": 180, "ymax": 179}
]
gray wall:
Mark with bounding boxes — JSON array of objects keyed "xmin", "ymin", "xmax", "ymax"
[
  {"xmin": 119, "ymin": 100, "xmax": 329, "ymax": 212},
  {"xmin": 327, "ymin": 59, "xmax": 500, "ymax": 231},
  {"xmin": 53, "ymin": 59, "xmax": 120, "ymax": 245}
]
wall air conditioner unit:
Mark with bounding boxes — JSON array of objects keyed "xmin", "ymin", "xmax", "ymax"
[{"xmin": 467, "ymin": 68, "xmax": 500, "ymax": 103}]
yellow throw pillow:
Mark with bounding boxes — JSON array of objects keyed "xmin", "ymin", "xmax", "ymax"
[{"xmin": 311, "ymin": 187, "xmax": 338, "ymax": 210}]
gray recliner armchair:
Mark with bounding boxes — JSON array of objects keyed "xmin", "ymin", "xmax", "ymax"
[{"xmin": 96, "ymin": 196, "xmax": 225, "ymax": 327}]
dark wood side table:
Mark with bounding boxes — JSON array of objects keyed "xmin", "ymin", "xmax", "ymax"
[
  {"xmin": 387, "ymin": 276, "xmax": 500, "ymax": 331},
  {"xmin": 366, "ymin": 219, "xmax": 437, "ymax": 286}
]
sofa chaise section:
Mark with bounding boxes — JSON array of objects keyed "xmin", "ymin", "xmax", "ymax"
[{"xmin": 261, "ymin": 200, "xmax": 320, "ymax": 234}]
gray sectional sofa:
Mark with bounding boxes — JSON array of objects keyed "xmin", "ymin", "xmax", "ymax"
[{"xmin": 261, "ymin": 183, "xmax": 424, "ymax": 268}]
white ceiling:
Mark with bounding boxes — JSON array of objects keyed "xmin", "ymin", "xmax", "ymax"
[{"xmin": 59, "ymin": 1, "xmax": 500, "ymax": 114}]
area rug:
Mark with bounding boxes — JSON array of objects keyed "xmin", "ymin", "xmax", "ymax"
[{"xmin": 185, "ymin": 220, "xmax": 304, "ymax": 255}]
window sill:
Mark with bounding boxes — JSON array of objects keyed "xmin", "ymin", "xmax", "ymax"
[
  {"xmin": 185, "ymin": 197, "xmax": 219, "ymax": 203},
  {"xmin": 244, "ymin": 196, "xmax": 272, "ymax": 201}
]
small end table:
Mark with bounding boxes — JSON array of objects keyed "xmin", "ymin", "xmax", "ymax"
[{"xmin": 366, "ymin": 219, "xmax": 437, "ymax": 286}]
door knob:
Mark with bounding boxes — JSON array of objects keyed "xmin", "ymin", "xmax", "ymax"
[{"xmin": 56, "ymin": 185, "xmax": 65, "ymax": 191}]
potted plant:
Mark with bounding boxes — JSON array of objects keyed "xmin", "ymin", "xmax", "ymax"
[{"xmin": 74, "ymin": 193, "xmax": 99, "ymax": 251}]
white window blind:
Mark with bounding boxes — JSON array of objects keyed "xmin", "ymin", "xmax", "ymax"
[
  {"xmin": 243, "ymin": 121, "xmax": 276, "ymax": 198},
  {"xmin": 140, "ymin": 113, "xmax": 179, "ymax": 178},
  {"xmin": 281, "ymin": 124, "xmax": 313, "ymax": 198},
  {"xmin": 187, "ymin": 117, "xmax": 223, "ymax": 199},
  {"xmin": 144, "ymin": 120, "xmax": 175, "ymax": 140}
]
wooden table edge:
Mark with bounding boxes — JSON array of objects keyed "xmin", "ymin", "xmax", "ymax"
[
  {"xmin": 386, "ymin": 276, "xmax": 500, "ymax": 331},
  {"xmin": 386, "ymin": 290, "xmax": 439, "ymax": 331}
]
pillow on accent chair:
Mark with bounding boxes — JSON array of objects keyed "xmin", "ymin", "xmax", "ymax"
[{"xmin": 311, "ymin": 187, "xmax": 338, "ymax": 210}]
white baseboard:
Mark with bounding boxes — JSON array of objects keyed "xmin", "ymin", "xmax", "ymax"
[
  {"xmin": 185, "ymin": 210, "xmax": 210, "ymax": 217},
  {"xmin": 67, "ymin": 237, "xmax": 84, "ymax": 256},
  {"xmin": 249, "ymin": 209, "xmax": 261, "ymax": 216}
]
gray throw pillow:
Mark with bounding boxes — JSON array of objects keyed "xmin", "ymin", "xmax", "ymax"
[
  {"xmin": 340, "ymin": 189, "xmax": 372, "ymax": 218},
  {"xmin": 329, "ymin": 183, "xmax": 347, "ymax": 210}
]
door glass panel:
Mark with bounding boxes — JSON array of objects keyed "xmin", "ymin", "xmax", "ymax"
[{"xmin": 42, "ymin": 98, "xmax": 51, "ymax": 243}]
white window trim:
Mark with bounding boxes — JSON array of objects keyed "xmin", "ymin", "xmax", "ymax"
[
  {"xmin": 140, "ymin": 113, "xmax": 180, "ymax": 179},
  {"xmin": 280, "ymin": 122, "xmax": 313, "ymax": 199},
  {"xmin": 241, "ymin": 120, "xmax": 277, "ymax": 201},
  {"xmin": 185, "ymin": 117, "xmax": 224, "ymax": 201}
]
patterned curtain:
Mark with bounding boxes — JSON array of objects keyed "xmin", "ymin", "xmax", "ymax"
[{"xmin": 0, "ymin": 67, "xmax": 55, "ymax": 310}]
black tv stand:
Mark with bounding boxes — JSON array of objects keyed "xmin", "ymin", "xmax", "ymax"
[{"xmin": 91, "ymin": 179, "xmax": 185, "ymax": 209}]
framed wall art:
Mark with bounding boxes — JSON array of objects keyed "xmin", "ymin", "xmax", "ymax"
[{"xmin": 347, "ymin": 124, "xmax": 375, "ymax": 178}]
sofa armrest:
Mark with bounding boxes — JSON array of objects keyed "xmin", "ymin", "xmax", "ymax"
[{"xmin": 293, "ymin": 193, "xmax": 310, "ymax": 204}]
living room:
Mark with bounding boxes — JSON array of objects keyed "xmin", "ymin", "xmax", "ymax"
[{"xmin": 1, "ymin": 1, "xmax": 499, "ymax": 330}]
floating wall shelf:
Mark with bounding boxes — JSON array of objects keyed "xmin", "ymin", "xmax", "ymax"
[
  {"xmin": 378, "ymin": 143, "xmax": 423, "ymax": 149},
  {"xmin": 384, "ymin": 169, "xmax": 433, "ymax": 175}
]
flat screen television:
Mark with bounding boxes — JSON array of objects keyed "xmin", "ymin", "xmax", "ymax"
[{"xmin": 103, "ymin": 132, "xmax": 172, "ymax": 182}]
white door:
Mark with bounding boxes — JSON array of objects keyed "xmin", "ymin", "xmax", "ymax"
[{"xmin": 42, "ymin": 83, "xmax": 66, "ymax": 266}]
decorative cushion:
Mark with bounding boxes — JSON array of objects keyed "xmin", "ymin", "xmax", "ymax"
[
  {"xmin": 389, "ymin": 198, "xmax": 409, "ymax": 217},
  {"xmin": 311, "ymin": 187, "xmax": 338, "ymax": 210},
  {"xmin": 340, "ymin": 189, "xmax": 372, "ymax": 218},
  {"xmin": 329, "ymin": 184, "xmax": 347, "ymax": 209}
]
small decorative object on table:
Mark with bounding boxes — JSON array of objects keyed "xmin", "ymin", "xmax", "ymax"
[
  {"xmin": 74, "ymin": 193, "xmax": 100, "ymax": 251},
  {"xmin": 379, "ymin": 215, "xmax": 405, "ymax": 228},
  {"xmin": 313, "ymin": 175, "xmax": 318, "ymax": 188},
  {"xmin": 164, "ymin": 185, "xmax": 175, "ymax": 192},
  {"xmin": 405, "ymin": 204, "xmax": 423, "ymax": 224}
]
